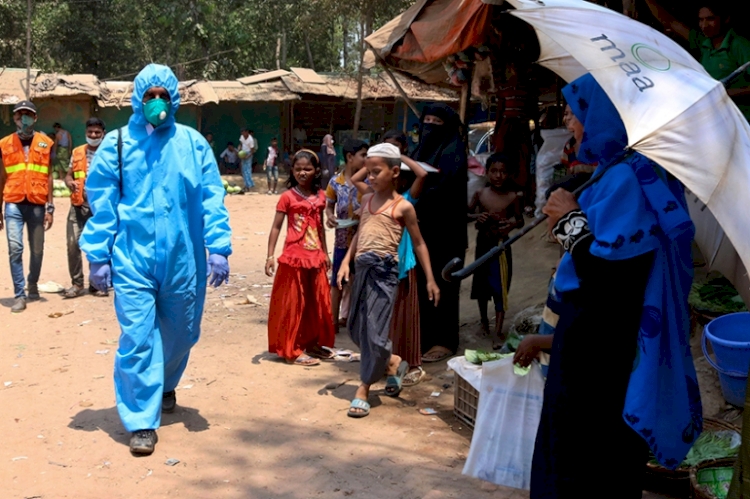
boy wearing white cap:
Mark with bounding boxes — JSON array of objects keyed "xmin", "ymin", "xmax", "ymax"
[{"xmin": 337, "ymin": 143, "xmax": 440, "ymax": 418}]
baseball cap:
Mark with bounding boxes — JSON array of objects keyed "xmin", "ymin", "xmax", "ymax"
[{"xmin": 13, "ymin": 100, "xmax": 37, "ymax": 114}]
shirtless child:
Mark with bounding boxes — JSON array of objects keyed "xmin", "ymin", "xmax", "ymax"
[{"xmin": 468, "ymin": 153, "xmax": 524, "ymax": 349}]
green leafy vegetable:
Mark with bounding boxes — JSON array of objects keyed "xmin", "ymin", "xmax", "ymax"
[
  {"xmin": 464, "ymin": 349, "xmax": 504, "ymax": 365},
  {"xmin": 689, "ymin": 277, "xmax": 747, "ymax": 314}
]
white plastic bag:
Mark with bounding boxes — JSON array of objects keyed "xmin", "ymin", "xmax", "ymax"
[
  {"xmin": 462, "ymin": 356, "xmax": 545, "ymax": 490},
  {"xmin": 467, "ymin": 170, "xmax": 487, "ymax": 206},
  {"xmin": 535, "ymin": 128, "xmax": 572, "ymax": 217}
]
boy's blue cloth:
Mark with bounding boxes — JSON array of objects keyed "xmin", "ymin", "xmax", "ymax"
[{"xmin": 397, "ymin": 192, "xmax": 417, "ymax": 279}]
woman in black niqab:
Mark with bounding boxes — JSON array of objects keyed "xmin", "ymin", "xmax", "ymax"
[{"xmin": 412, "ymin": 103, "xmax": 468, "ymax": 361}]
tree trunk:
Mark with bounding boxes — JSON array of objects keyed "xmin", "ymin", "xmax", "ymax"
[
  {"xmin": 281, "ymin": 29, "xmax": 287, "ymax": 69},
  {"xmin": 342, "ymin": 19, "xmax": 349, "ymax": 69},
  {"xmin": 352, "ymin": 18, "xmax": 366, "ymax": 133},
  {"xmin": 276, "ymin": 36, "xmax": 281, "ymax": 70},
  {"xmin": 25, "ymin": 0, "xmax": 32, "ymax": 99},
  {"xmin": 353, "ymin": 5, "xmax": 373, "ymax": 133},
  {"xmin": 304, "ymin": 34, "xmax": 315, "ymax": 70}
]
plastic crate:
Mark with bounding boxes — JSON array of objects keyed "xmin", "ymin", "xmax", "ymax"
[{"xmin": 454, "ymin": 371, "xmax": 479, "ymax": 429}]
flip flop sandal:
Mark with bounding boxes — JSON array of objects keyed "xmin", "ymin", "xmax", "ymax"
[
  {"xmin": 422, "ymin": 349, "xmax": 454, "ymax": 363},
  {"xmin": 402, "ymin": 367, "xmax": 426, "ymax": 387},
  {"xmin": 384, "ymin": 360, "xmax": 409, "ymax": 397},
  {"xmin": 306, "ymin": 346, "xmax": 335, "ymax": 360},
  {"xmin": 291, "ymin": 355, "xmax": 321, "ymax": 367},
  {"xmin": 347, "ymin": 398, "xmax": 370, "ymax": 418}
]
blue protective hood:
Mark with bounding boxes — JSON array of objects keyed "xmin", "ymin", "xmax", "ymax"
[{"xmin": 131, "ymin": 64, "xmax": 181, "ymax": 127}]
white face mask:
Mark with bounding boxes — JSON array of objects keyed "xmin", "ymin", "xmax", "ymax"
[{"xmin": 86, "ymin": 137, "xmax": 102, "ymax": 147}]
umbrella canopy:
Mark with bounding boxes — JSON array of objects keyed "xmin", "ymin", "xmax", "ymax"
[
  {"xmin": 501, "ymin": 0, "xmax": 750, "ymax": 305},
  {"xmin": 688, "ymin": 195, "xmax": 750, "ymax": 307}
]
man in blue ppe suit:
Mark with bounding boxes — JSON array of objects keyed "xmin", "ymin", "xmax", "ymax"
[{"xmin": 80, "ymin": 64, "xmax": 232, "ymax": 455}]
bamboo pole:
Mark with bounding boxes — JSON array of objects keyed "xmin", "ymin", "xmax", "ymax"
[
  {"xmin": 459, "ymin": 65, "xmax": 473, "ymax": 123},
  {"xmin": 373, "ymin": 51, "xmax": 421, "ymax": 118}
]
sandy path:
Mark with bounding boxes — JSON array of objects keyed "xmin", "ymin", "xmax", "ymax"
[{"xmin": 0, "ymin": 185, "xmax": 702, "ymax": 498}]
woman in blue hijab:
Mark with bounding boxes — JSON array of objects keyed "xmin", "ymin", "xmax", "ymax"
[{"xmin": 531, "ymin": 74, "xmax": 702, "ymax": 497}]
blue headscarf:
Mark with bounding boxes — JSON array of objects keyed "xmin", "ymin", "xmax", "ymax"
[{"xmin": 556, "ymin": 74, "xmax": 702, "ymax": 469}]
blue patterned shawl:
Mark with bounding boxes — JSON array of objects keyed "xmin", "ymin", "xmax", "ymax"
[{"xmin": 555, "ymin": 74, "xmax": 702, "ymax": 469}]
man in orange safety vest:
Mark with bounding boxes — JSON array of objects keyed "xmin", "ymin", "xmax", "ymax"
[{"xmin": 0, "ymin": 100, "xmax": 55, "ymax": 313}]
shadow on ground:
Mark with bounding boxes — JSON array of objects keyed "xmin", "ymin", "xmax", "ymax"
[{"xmin": 68, "ymin": 405, "xmax": 210, "ymax": 447}]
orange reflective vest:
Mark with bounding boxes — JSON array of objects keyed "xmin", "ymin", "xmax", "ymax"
[
  {"xmin": 0, "ymin": 132, "xmax": 52, "ymax": 205},
  {"xmin": 70, "ymin": 145, "xmax": 89, "ymax": 207}
]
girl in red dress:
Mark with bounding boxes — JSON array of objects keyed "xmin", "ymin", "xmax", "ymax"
[{"xmin": 265, "ymin": 150, "xmax": 335, "ymax": 366}]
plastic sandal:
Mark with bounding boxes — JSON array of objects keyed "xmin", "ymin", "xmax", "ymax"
[
  {"xmin": 384, "ymin": 361, "xmax": 409, "ymax": 397},
  {"xmin": 347, "ymin": 398, "xmax": 370, "ymax": 418},
  {"xmin": 421, "ymin": 348, "xmax": 454, "ymax": 363},
  {"xmin": 402, "ymin": 367, "xmax": 426, "ymax": 387},
  {"xmin": 291, "ymin": 355, "xmax": 321, "ymax": 367}
]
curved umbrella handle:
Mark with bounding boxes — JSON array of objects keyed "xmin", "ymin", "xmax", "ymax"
[
  {"xmin": 443, "ymin": 173, "xmax": 604, "ymax": 282},
  {"xmin": 721, "ymin": 61, "xmax": 750, "ymax": 88},
  {"xmin": 702, "ymin": 332, "xmax": 747, "ymax": 378}
]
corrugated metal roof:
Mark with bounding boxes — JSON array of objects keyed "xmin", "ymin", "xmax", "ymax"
[
  {"xmin": 237, "ymin": 70, "xmax": 290, "ymax": 85},
  {"xmin": 290, "ymin": 67, "xmax": 326, "ymax": 84},
  {"xmin": 180, "ymin": 80, "xmax": 219, "ymax": 105}
]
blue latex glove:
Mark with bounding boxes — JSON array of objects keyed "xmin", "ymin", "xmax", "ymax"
[
  {"xmin": 90, "ymin": 262, "xmax": 111, "ymax": 291},
  {"xmin": 207, "ymin": 254, "xmax": 229, "ymax": 288}
]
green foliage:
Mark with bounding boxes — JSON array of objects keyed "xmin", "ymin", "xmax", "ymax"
[
  {"xmin": 689, "ymin": 276, "xmax": 747, "ymax": 315},
  {"xmin": 2, "ymin": 0, "xmax": 415, "ymax": 80}
]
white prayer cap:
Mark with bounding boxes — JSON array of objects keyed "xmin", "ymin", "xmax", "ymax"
[{"xmin": 367, "ymin": 143, "xmax": 401, "ymax": 159}]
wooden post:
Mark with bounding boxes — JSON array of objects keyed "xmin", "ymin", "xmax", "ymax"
[
  {"xmin": 555, "ymin": 77, "xmax": 563, "ymax": 127},
  {"xmin": 375, "ymin": 53, "xmax": 420, "ymax": 118},
  {"xmin": 290, "ymin": 101, "xmax": 295, "ymax": 150},
  {"xmin": 459, "ymin": 84, "xmax": 469, "ymax": 123},
  {"xmin": 402, "ymin": 100, "xmax": 408, "ymax": 133},
  {"xmin": 459, "ymin": 63, "xmax": 474, "ymax": 123},
  {"xmin": 459, "ymin": 75, "xmax": 473, "ymax": 124}
]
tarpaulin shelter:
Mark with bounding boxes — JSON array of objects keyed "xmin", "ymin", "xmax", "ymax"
[{"xmin": 364, "ymin": 0, "xmax": 493, "ymax": 86}]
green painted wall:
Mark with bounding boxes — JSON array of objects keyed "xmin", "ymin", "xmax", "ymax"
[
  {"xmin": 97, "ymin": 106, "xmax": 131, "ymax": 132},
  {"xmin": 200, "ymin": 102, "xmax": 283, "ymax": 167},
  {"xmin": 0, "ymin": 99, "xmax": 90, "ymax": 146},
  {"xmin": 97, "ymin": 105, "xmax": 199, "ymax": 132}
]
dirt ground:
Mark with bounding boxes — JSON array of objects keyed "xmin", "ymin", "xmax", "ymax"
[{"xmin": 0, "ymin": 175, "xmax": 728, "ymax": 499}]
